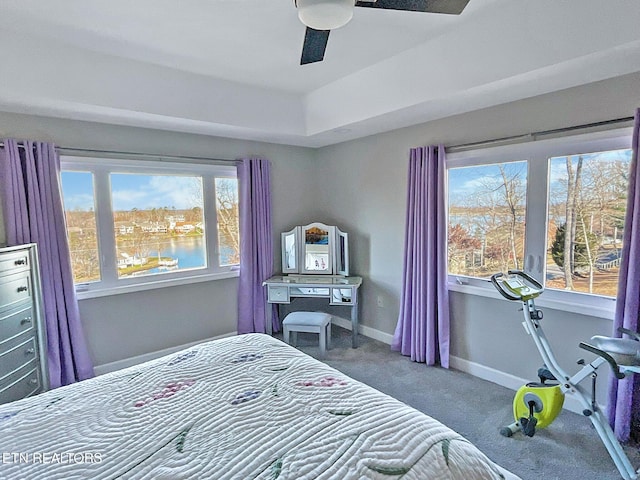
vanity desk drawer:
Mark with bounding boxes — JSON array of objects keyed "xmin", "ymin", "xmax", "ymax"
[
  {"xmin": 330, "ymin": 287, "xmax": 357, "ymax": 305},
  {"xmin": 267, "ymin": 286, "xmax": 290, "ymax": 303}
]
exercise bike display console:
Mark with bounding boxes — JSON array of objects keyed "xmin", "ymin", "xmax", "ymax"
[{"xmin": 491, "ymin": 270, "xmax": 640, "ymax": 480}]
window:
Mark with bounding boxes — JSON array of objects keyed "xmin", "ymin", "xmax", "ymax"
[
  {"xmin": 60, "ymin": 171, "xmax": 101, "ymax": 283},
  {"xmin": 446, "ymin": 129, "xmax": 632, "ymax": 315},
  {"xmin": 546, "ymin": 149, "xmax": 631, "ymax": 297},
  {"xmin": 60, "ymin": 157, "xmax": 239, "ymax": 296},
  {"xmin": 215, "ymin": 177, "xmax": 240, "ymax": 267},
  {"xmin": 448, "ymin": 161, "xmax": 527, "ymax": 278}
]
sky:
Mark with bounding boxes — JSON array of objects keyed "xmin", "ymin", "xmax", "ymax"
[
  {"xmin": 448, "ymin": 161, "xmax": 527, "ymax": 205},
  {"xmin": 60, "ymin": 172, "xmax": 204, "ymax": 211},
  {"xmin": 448, "ymin": 148, "xmax": 631, "ymax": 206}
]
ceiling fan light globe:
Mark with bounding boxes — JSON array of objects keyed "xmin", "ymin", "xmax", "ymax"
[{"xmin": 297, "ymin": 0, "xmax": 354, "ymax": 30}]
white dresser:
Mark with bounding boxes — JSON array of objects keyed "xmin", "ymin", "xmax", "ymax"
[{"xmin": 0, "ymin": 244, "xmax": 49, "ymax": 404}]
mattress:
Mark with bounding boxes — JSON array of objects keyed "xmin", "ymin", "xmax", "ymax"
[{"xmin": 0, "ymin": 333, "xmax": 519, "ymax": 479}]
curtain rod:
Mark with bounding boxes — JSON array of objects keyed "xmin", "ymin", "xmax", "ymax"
[
  {"xmin": 0, "ymin": 143, "xmax": 237, "ymax": 165},
  {"xmin": 57, "ymin": 147, "xmax": 238, "ymax": 165},
  {"xmin": 445, "ymin": 116, "xmax": 635, "ymax": 153}
]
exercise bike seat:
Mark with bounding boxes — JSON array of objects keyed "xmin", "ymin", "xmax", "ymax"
[{"xmin": 590, "ymin": 335, "xmax": 640, "ymax": 367}]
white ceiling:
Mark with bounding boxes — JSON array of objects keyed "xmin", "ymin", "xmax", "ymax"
[{"xmin": 0, "ymin": 0, "xmax": 639, "ymax": 147}]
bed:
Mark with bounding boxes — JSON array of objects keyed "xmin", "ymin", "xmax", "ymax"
[{"xmin": 0, "ymin": 334, "xmax": 520, "ymax": 479}]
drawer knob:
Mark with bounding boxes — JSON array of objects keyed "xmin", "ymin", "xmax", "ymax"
[
  {"xmin": 20, "ymin": 317, "xmax": 32, "ymax": 325},
  {"xmin": 25, "ymin": 348, "xmax": 35, "ymax": 355},
  {"xmin": 29, "ymin": 378, "xmax": 38, "ymax": 385},
  {"xmin": 14, "ymin": 259, "xmax": 26, "ymax": 266},
  {"xmin": 17, "ymin": 286, "xmax": 28, "ymax": 293}
]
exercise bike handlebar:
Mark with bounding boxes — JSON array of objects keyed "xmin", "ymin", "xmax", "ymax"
[
  {"xmin": 490, "ymin": 273, "xmax": 520, "ymax": 301},
  {"xmin": 490, "ymin": 270, "xmax": 544, "ymax": 301},
  {"xmin": 507, "ymin": 270, "xmax": 544, "ymax": 290}
]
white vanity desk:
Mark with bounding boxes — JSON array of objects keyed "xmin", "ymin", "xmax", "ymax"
[
  {"xmin": 263, "ymin": 274, "xmax": 362, "ymax": 348},
  {"xmin": 264, "ymin": 222, "xmax": 361, "ymax": 348}
]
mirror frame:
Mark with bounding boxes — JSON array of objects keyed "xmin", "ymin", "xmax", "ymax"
[
  {"xmin": 281, "ymin": 227, "xmax": 300, "ymax": 274},
  {"xmin": 335, "ymin": 227, "xmax": 349, "ymax": 276}
]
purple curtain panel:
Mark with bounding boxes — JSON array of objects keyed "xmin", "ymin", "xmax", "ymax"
[
  {"xmin": 0, "ymin": 139, "xmax": 94, "ymax": 388},
  {"xmin": 607, "ymin": 109, "xmax": 640, "ymax": 442},
  {"xmin": 392, "ymin": 145, "xmax": 450, "ymax": 367},
  {"xmin": 237, "ymin": 157, "xmax": 276, "ymax": 334}
]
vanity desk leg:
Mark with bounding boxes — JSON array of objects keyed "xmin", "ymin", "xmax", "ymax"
[
  {"xmin": 266, "ymin": 301, "xmax": 280, "ymax": 336},
  {"xmin": 350, "ymin": 306, "xmax": 358, "ymax": 348},
  {"xmin": 351, "ymin": 296, "xmax": 359, "ymax": 348},
  {"xmin": 266, "ymin": 302, "xmax": 273, "ymax": 336}
]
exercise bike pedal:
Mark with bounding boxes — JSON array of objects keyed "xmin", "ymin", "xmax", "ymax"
[
  {"xmin": 519, "ymin": 415, "xmax": 538, "ymax": 437},
  {"xmin": 537, "ymin": 366, "xmax": 557, "ymax": 384}
]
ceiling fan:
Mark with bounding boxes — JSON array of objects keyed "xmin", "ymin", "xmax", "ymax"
[{"xmin": 294, "ymin": 0, "xmax": 471, "ymax": 65}]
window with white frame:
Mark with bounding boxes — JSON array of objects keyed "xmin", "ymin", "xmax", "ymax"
[
  {"xmin": 59, "ymin": 157, "xmax": 239, "ymax": 295},
  {"xmin": 446, "ymin": 129, "xmax": 632, "ymax": 314}
]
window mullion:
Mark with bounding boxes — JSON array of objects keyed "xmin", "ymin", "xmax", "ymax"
[
  {"xmin": 522, "ymin": 155, "xmax": 550, "ymax": 284},
  {"xmin": 94, "ymin": 168, "xmax": 118, "ymax": 287},
  {"xmin": 203, "ymin": 174, "xmax": 220, "ymax": 272}
]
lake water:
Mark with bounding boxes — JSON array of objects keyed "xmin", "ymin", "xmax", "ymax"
[{"xmin": 135, "ymin": 236, "xmax": 234, "ymax": 276}]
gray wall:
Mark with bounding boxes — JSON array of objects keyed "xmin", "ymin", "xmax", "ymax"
[
  {"xmin": 312, "ymin": 72, "xmax": 640, "ymax": 396},
  {"xmin": 0, "ymin": 113, "xmax": 319, "ymax": 366},
  {"xmin": 1, "ymin": 72, "xmax": 638, "ymax": 388}
]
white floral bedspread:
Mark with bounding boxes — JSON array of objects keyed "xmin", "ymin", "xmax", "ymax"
[{"xmin": 0, "ymin": 334, "xmax": 519, "ymax": 479}]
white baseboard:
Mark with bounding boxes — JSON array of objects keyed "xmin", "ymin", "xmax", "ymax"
[
  {"xmin": 93, "ymin": 331, "xmax": 238, "ymax": 376},
  {"xmin": 449, "ymin": 355, "xmax": 591, "ymax": 415},
  {"xmin": 330, "ymin": 316, "xmax": 395, "ymax": 345},
  {"xmin": 449, "ymin": 355, "xmax": 528, "ymax": 392}
]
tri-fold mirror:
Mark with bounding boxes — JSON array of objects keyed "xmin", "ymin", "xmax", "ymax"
[{"xmin": 281, "ymin": 222, "xmax": 349, "ymax": 276}]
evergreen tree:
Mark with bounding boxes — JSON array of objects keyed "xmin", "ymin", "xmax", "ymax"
[{"xmin": 551, "ymin": 223, "xmax": 599, "ymax": 271}]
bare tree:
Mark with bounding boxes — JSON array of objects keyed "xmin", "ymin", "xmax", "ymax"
[
  {"xmin": 563, "ymin": 157, "xmax": 575, "ymax": 289},
  {"xmin": 498, "ymin": 165, "xmax": 523, "ymax": 270},
  {"xmin": 579, "ymin": 213, "xmax": 595, "ymax": 293},
  {"xmin": 569, "ymin": 156, "xmax": 583, "ymax": 273},
  {"xmin": 215, "ymin": 178, "xmax": 240, "ymax": 264}
]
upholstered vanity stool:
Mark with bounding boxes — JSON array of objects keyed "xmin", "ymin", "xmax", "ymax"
[{"xmin": 282, "ymin": 311, "xmax": 332, "ymax": 357}]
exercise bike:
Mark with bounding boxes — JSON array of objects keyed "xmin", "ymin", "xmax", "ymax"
[{"xmin": 491, "ymin": 270, "xmax": 640, "ymax": 480}]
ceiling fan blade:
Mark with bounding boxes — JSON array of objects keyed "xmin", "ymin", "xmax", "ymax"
[
  {"xmin": 355, "ymin": 0, "xmax": 470, "ymax": 15},
  {"xmin": 301, "ymin": 27, "xmax": 330, "ymax": 65}
]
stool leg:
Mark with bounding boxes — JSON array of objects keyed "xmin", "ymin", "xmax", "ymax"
[
  {"xmin": 319, "ymin": 328, "xmax": 326, "ymax": 358},
  {"xmin": 326, "ymin": 322, "xmax": 331, "ymax": 350},
  {"xmin": 292, "ymin": 331, "xmax": 298, "ymax": 347},
  {"xmin": 283, "ymin": 326, "xmax": 290, "ymax": 345}
]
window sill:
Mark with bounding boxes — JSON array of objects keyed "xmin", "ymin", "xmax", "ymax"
[
  {"xmin": 76, "ymin": 270, "xmax": 240, "ymax": 300},
  {"xmin": 447, "ymin": 281, "xmax": 616, "ymax": 321}
]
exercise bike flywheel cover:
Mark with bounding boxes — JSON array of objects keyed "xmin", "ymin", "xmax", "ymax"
[{"xmin": 513, "ymin": 384, "xmax": 564, "ymax": 429}]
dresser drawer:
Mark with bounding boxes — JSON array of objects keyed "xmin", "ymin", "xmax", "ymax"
[
  {"xmin": 0, "ymin": 306, "xmax": 35, "ymax": 346},
  {"xmin": 0, "ymin": 271, "xmax": 33, "ymax": 312},
  {"xmin": 0, "ymin": 361, "xmax": 40, "ymax": 404},
  {"xmin": 0, "ymin": 249, "xmax": 31, "ymax": 276},
  {"xmin": 0, "ymin": 336, "xmax": 38, "ymax": 381}
]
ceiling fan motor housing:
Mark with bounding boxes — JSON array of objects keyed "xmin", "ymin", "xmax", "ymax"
[{"xmin": 295, "ymin": 0, "xmax": 356, "ymax": 30}]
